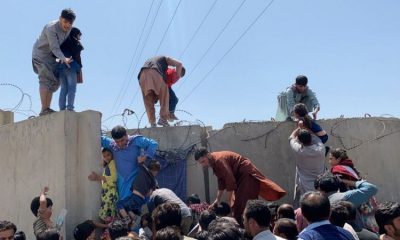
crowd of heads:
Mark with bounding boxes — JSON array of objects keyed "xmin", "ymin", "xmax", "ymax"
[
  {"xmin": 4, "ymin": 135, "xmax": 396, "ymax": 240},
  {"xmin": 12, "ymin": 3, "xmax": 398, "ymax": 240}
]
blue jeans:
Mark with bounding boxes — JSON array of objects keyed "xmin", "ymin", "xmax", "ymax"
[
  {"xmin": 58, "ymin": 62, "xmax": 80, "ymax": 110},
  {"xmin": 169, "ymin": 87, "xmax": 178, "ymax": 113}
]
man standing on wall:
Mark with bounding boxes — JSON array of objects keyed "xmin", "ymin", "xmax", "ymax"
[
  {"xmin": 32, "ymin": 9, "xmax": 75, "ymax": 116},
  {"xmin": 194, "ymin": 147, "xmax": 286, "ymax": 226},
  {"xmin": 137, "ymin": 56, "xmax": 184, "ymax": 127}
]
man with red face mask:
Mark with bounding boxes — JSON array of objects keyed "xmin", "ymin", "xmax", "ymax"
[{"xmin": 32, "ymin": 9, "xmax": 76, "ymax": 116}]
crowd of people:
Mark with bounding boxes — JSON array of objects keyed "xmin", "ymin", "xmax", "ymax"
[
  {"xmin": 2, "ymin": 121, "xmax": 397, "ymax": 240},
  {"xmin": 3, "ymin": 6, "xmax": 392, "ymax": 240}
]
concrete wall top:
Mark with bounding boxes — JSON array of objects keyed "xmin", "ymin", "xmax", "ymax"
[{"xmin": 202, "ymin": 117, "xmax": 400, "ymax": 203}]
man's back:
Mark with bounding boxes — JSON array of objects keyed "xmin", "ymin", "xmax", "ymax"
[
  {"xmin": 290, "ymin": 135, "xmax": 325, "ymax": 192},
  {"xmin": 299, "ymin": 223, "xmax": 355, "ymax": 240},
  {"xmin": 149, "ymin": 188, "xmax": 191, "ymax": 218}
]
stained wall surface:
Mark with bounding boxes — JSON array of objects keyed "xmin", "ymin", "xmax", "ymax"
[
  {"xmin": 1, "ymin": 111, "xmax": 399, "ymax": 239},
  {"xmin": 0, "ymin": 111, "xmax": 101, "ymax": 240},
  {"xmin": 202, "ymin": 118, "xmax": 400, "ymax": 203}
]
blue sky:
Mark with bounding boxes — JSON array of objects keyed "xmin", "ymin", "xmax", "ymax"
[{"xmin": 1, "ymin": 0, "xmax": 399, "ymax": 129}]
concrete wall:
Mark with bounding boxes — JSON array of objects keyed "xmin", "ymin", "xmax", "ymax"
[
  {"xmin": 1, "ymin": 112, "xmax": 399, "ymax": 239},
  {"xmin": 131, "ymin": 117, "xmax": 400, "ymax": 205},
  {"xmin": 0, "ymin": 110, "xmax": 14, "ymax": 125},
  {"xmin": 198, "ymin": 118, "xmax": 400, "ymax": 203},
  {"xmin": 0, "ymin": 111, "xmax": 101, "ymax": 240}
]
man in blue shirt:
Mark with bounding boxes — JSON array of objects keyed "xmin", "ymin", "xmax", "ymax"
[
  {"xmin": 101, "ymin": 125, "xmax": 158, "ymax": 200},
  {"xmin": 315, "ymin": 172, "xmax": 379, "ymax": 240},
  {"xmin": 298, "ymin": 191, "xmax": 355, "ymax": 240}
]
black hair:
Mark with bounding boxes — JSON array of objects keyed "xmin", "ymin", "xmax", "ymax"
[
  {"xmin": 109, "ymin": 219, "xmax": 129, "ymax": 240},
  {"xmin": 102, "ymin": 147, "xmax": 113, "ymax": 167},
  {"xmin": 181, "ymin": 67, "xmax": 186, "ymax": 77},
  {"xmin": 102, "ymin": 148, "xmax": 113, "ymax": 155},
  {"xmin": 295, "ymin": 75, "xmax": 308, "ymax": 86},
  {"xmin": 194, "ymin": 230, "xmax": 209, "ymax": 240},
  {"xmin": 152, "ymin": 202, "xmax": 182, "ymax": 231},
  {"xmin": 213, "ymin": 202, "xmax": 231, "ymax": 217},
  {"xmin": 0, "ymin": 221, "xmax": 17, "ymax": 234},
  {"xmin": 339, "ymin": 201, "xmax": 356, "ymax": 221},
  {"xmin": 36, "ymin": 228, "xmax": 60, "ymax": 240},
  {"xmin": 61, "ymin": 8, "xmax": 76, "ymax": 23},
  {"xmin": 293, "ymin": 103, "xmax": 309, "ymax": 117},
  {"xmin": 375, "ymin": 201, "xmax": 400, "ymax": 234},
  {"xmin": 314, "ymin": 172, "xmax": 340, "ymax": 193},
  {"xmin": 267, "ymin": 202, "xmax": 279, "ymax": 227},
  {"xmin": 207, "ymin": 218, "xmax": 243, "ymax": 240},
  {"xmin": 155, "ymin": 226, "xmax": 182, "ymax": 240},
  {"xmin": 70, "ymin": 27, "xmax": 81, "ymax": 39},
  {"xmin": 194, "ymin": 147, "xmax": 209, "ymax": 161},
  {"xmin": 277, "ymin": 204, "xmax": 295, "ymax": 220},
  {"xmin": 148, "ymin": 160, "xmax": 161, "ymax": 172},
  {"xmin": 140, "ymin": 213, "xmax": 152, "ymax": 228},
  {"xmin": 187, "ymin": 194, "xmax": 201, "ymax": 204},
  {"xmin": 244, "ymin": 199, "xmax": 272, "ymax": 228},
  {"xmin": 300, "ymin": 191, "xmax": 331, "ymax": 223},
  {"xmin": 199, "ymin": 210, "xmax": 217, "ymax": 231},
  {"xmin": 330, "ymin": 148, "xmax": 348, "ymax": 160},
  {"xmin": 73, "ymin": 220, "xmax": 95, "ymax": 240},
  {"xmin": 329, "ymin": 202, "xmax": 349, "ymax": 227},
  {"xmin": 30, "ymin": 196, "xmax": 53, "ymax": 217},
  {"xmin": 267, "ymin": 202, "xmax": 279, "ymax": 215},
  {"xmin": 111, "ymin": 125, "xmax": 127, "ymax": 140},
  {"xmin": 14, "ymin": 231, "xmax": 26, "ymax": 240},
  {"xmin": 298, "ymin": 129, "xmax": 312, "ymax": 146},
  {"xmin": 273, "ymin": 218, "xmax": 298, "ymax": 240}
]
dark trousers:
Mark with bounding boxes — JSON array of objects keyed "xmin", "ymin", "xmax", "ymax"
[{"xmin": 169, "ymin": 87, "xmax": 178, "ymax": 113}]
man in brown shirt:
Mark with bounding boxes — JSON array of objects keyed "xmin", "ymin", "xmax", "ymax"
[{"xmin": 194, "ymin": 147, "xmax": 286, "ymax": 225}]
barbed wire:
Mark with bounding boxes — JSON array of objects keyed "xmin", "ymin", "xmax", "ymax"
[
  {"xmin": 330, "ymin": 117, "xmax": 400, "ymax": 151},
  {"xmin": 102, "ymin": 106, "xmax": 208, "ymax": 134},
  {"xmin": 0, "ymin": 83, "xmax": 37, "ymax": 117}
]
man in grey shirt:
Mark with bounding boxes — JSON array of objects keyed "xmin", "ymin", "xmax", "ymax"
[
  {"xmin": 289, "ymin": 127, "xmax": 325, "ymax": 208},
  {"xmin": 32, "ymin": 8, "xmax": 75, "ymax": 116},
  {"xmin": 276, "ymin": 75, "xmax": 320, "ymax": 121},
  {"xmin": 148, "ymin": 188, "xmax": 193, "ymax": 235}
]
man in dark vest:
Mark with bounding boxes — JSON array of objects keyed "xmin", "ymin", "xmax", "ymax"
[{"xmin": 138, "ymin": 56, "xmax": 184, "ymax": 127}]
